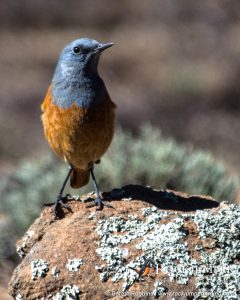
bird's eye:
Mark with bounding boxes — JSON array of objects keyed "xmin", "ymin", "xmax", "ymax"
[{"xmin": 73, "ymin": 46, "xmax": 81, "ymax": 54}]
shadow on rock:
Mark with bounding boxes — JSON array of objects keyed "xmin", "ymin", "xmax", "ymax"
[{"xmin": 103, "ymin": 184, "xmax": 219, "ymax": 212}]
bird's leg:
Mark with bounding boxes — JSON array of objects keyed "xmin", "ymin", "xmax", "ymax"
[
  {"xmin": 90, "ymin": 168, "xmax": 113, "ymax": 209},
  {"xmin": 53, "ymin": 166, "xmax": 73, "ymax": 218},
  {"xmin": 90, "ymin": 168, "xmax": 103, "ymax": 209}
]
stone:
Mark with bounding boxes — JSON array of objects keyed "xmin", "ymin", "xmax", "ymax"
[{"xmin": 8, "ymin": 185, "xmax": 239, "ymax": 300}]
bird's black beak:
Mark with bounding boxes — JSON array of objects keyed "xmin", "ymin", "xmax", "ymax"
[{"xmin": 95, "ymin": 42, "xmax": 114, "ymax": 53}]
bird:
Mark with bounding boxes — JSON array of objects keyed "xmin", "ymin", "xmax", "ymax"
[{"xmin": 41, "ymin": 37, "xmax": 116, "ymax": 218}]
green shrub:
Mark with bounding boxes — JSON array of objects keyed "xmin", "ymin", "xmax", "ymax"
[{"xmin": 0, "ymin": 125, "xmax": 239, "ymax": 260}]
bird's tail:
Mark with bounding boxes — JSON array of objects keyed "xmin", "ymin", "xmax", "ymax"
[{"xmin": 70, "ymin": 168, "xmax": 90, "ymax": 189}]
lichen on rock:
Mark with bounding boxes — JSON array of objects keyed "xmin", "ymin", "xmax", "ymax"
[
  {"xmin": 31, "ymin": 259, "xmax": 49, "ymax": 280},
  {"xmin": 8, "ymin": 187, "xmax": 240, "ymax": 300},
  {"xmin": 65, "ymin": 259, "xmax": 83, "ymax": 272},
  {"xmin": 52, "ymin": 285, "xmax": 80, "ymax": 300}
]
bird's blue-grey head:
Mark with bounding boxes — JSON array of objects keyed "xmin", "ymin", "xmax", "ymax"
[{"xmin": 52, "ymin": 38, "xmax": 114, "ymax": 108}]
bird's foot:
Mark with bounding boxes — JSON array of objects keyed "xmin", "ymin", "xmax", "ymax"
[
  {"xmin": 87, "ymin": 195, "xmax": 113, "ymax": 210},
  {"xmin": 43, "ymin": 194, "xmax": 72, "ymax": 219},
  {"xmin": 53, "ymin": 194, "xmax": 73, "ymax": 219}
]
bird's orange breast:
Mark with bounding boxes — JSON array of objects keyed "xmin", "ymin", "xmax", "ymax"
[{"xmin": 41, "ymin": 85, "xmax": 116, "ymax": 170}]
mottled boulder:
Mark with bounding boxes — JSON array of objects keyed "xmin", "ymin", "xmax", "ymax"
[{"xmin": 8, "ymin": 185, "xmax": 240, "ymax": 299}]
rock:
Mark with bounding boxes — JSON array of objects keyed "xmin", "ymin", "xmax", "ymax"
[{"xmin": 8, "ymin": 185, "xmax": 240, "ymax": 299}]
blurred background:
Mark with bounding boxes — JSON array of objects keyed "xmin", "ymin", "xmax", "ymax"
[{"xmin": 0, "ymin": 1, "xmax": 239, "ymax": 298}]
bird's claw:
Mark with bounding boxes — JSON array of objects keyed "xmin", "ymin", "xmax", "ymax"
[
  {"xmin": 43, "ymin": 194, "xmax": 71, "ymax": 219},
  {"xmin": 53, "ymin": 194, "xmax": 71, "ymax": 219},
  {"xmin": 87, "ymin": 196, "xmax": 113, "ymax": 210}
]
